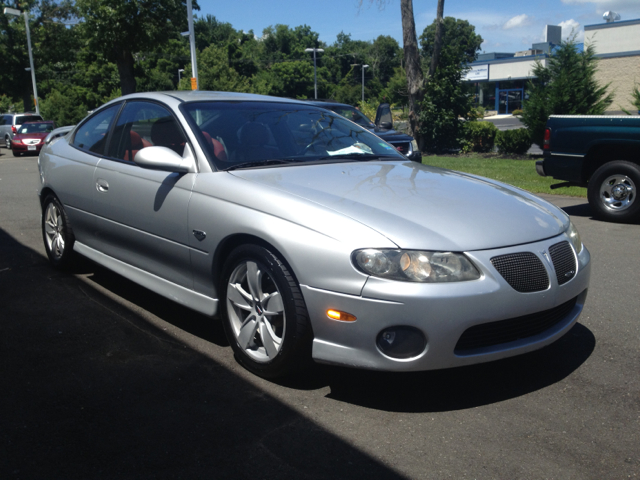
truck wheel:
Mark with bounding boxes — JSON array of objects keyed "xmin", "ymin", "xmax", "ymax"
[{"xmin": 587, "ymin": 161, "xmax": 640, "ymax": 223}]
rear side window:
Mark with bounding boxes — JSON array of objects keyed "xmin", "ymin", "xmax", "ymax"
[
  {"xmin": 72, "ymin": 105, "xmax": 120, "ymax": 155},
  {"xmin": 0, "ymin": 115, "xmax": 10, "ymax": 126}
]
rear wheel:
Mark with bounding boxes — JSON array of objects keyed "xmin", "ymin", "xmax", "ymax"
[
  {"xmin": 42, "ymin": 195, "xmax": 76, "ymax": 269},
  {"xmin": 588, "ymin": 161, "xmax": 640, "ymax": 223},
  {"xmin": 221, "ymin": 244, "xmax": 312, "ymax": 378},
  {"xmin": 4, "ymin": 136, "xmax": 10, "ymax": 149}
]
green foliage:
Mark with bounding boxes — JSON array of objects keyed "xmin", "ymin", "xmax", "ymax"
[
  {"xmin": 418, "ymin": 62, "xmax": 475, "ymax": 152},
  {"xmin": 39, "ymin": 88, "xmax": 89, "ymax": 127},
  {"xmin": 416, "ymin": 16, "xmax": 483, "ymax": 152},
  {"xmin": 0, "ymin": 95, "xmax": 17, "ymax": 113},
  {"xmin": 631, "ymin": 84, "xmax": 640, "ymax": 111},
  {"xmin": 357, "ymin": 100, "xmax": 378, "ymax": 122},
  {"xmin": 521, "ymin": 38, "xmax": 613, "ymax": 147},
  {"xmin": 495, "ymin": 128, "xmax": 532, "ymax": 155},
  {"xmin": 461, "ymin": 121, "xmax": 498, "ymax": 153},
  {"xmin": 511, "ymin": 109, "xmax": 523, "ymax": 116},
  {"xmin": 193, "ymin": 44, "xmax": 251, "ymax": 93},
  {"xmin": 420, "ymin": 17, "xmax": 483, "ymax": 66}
]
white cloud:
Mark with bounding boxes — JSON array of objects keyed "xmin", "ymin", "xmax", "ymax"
[
  {"xmin": 558, "ymin": 19, "xmax": 585, "ymax": 41},
  {"xmin": 503, "ymin": 14, "xmax": 532, "ymax": 30}
]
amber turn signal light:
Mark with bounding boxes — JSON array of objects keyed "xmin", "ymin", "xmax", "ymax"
[{"xmin": 326, "ymin": 309, "xmax": 357, "ymax": 322}]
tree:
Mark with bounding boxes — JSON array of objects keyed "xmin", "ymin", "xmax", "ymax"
[
  {"xmin": 417, "ymin": 17, "xmax": 483, "ymax": 152},
  {"xmin": 360, "ymin": 0, "xmax": 445, "ymax": 148},
  {"xmin": 75, "ymin": 0, "xmax": 197, "ymax": 95},
  {"xmin": 419, "ymin": 17, "xmax": 483, "ymax": 67},
  {"xmin": 521, "ymin": 38, "xmax": 613, "ymax": 147}
]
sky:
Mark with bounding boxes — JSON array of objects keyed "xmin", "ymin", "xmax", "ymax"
[{"xmin": 197, "ymin": 0, "xmax": 640, "ymax": 53}]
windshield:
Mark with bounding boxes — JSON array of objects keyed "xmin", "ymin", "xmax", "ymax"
[
  {"xmin": 182, "ymin": 101, "xmax": 403, "ymax": 170},
  {"xmin": 326, "ymin": 105, "xmax": 375, "ymax": 128},
  {"xmin": 18, "ymin": 122, "xmax": 54, "ymax": 134}
]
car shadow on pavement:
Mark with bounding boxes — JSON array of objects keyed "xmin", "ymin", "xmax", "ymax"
[
  {"xmin": 561, "ymin": 203, "xmax": 593, "ymax": 218},
  {"xmin": 314, "ymin": 322, "xmax": 595, "ymax": 413},
  {"xmin": 1, "ymin": 228, "xmax": 408, "ymax": 480}
]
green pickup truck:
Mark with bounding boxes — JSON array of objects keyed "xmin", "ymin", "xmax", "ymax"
[{"xmin": 536, "ymin": 115, "xmax": 640, "ymax": 223}]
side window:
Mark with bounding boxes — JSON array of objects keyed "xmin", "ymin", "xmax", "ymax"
[
  {"xmin": 72, "ymin": 105, "xmax": 120, "ymax": 155},
  {"xmin": 0, "ymin": 115, "xmax": 8, "ymax": 126},
  {"xmin": 108, "ymin": 101, "xmax": 185, "ymax": 162}
]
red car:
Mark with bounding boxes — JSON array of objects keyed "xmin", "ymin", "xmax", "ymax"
[{"xmin": 10, "ymin": 121, "xmax": 56, "ymax": 156}]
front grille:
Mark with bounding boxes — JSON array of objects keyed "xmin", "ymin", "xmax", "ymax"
[
  {"xmin": 491, "ymin": 252, "xmax": 549, "ymax": 292},
  {"xmin": 454, "ymin": 296, "xmax": 578, "ymax": 353},
  {"xmin": 549, "ymin": 241, "xmax": 576, "ymax": 285}
]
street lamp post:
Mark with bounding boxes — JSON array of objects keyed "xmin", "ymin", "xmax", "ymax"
[
  {"xmin": 305, "ymin": 48, "xmax": 324, "ymax": 99},
  {"xmin": 178, "ymin": 69, "xmax": 185, "ymax": 84},
  {"xmin": 350, "ymin": 64, "xmax": 369, "ymax": 103},
  {"xmin": 181, "ymin": 0, "xmax": 198, "ymax": 90},
  {"xmin": 4, "ymin": 7, "xmax": 39, "ymax": 115}
]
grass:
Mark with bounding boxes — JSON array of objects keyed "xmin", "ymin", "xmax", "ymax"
[{"xmin": 420, "ymin": 154, "xmax": 587, "ymax": 198}]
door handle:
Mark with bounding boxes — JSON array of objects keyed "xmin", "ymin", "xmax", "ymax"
[{"xmin": 96, "ymin": 178, "xmax": 109, "ymax": 192}]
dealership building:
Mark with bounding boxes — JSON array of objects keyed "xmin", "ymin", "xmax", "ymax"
[{"xmin": 465, "ymin": 19, "xmax": 640, "ymax": 114}]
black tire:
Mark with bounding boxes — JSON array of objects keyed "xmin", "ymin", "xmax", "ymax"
[
  {"xmin": 220, "ymin": 244, "xmax": 313, "ymax": 379},
  {"xmin": 12, "ymin": 150, "xmax": 21, "ymax": 157},
  {"xmin": 4, "ymin": 136, "xmax": 11, "ymax": 149},
  {"xmin": 41, "ymin": 195, "xmax": 76, "ymax": 269},
  {"xmin": 587, "ymin": 161, "xmax": 640, "ymax": 223}
]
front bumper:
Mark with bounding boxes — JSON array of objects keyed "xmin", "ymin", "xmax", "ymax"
[{"xmin": 303, "ymin": 233, "xmax": 591, "ymax": 371}]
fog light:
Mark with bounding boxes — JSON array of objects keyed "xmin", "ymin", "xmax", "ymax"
[{"xmin": 376, "ymin": 326, "xmax": 427, "ymax": 359}]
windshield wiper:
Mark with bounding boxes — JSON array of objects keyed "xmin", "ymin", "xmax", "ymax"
[
  {"xmin": 317, "ymin": 153, "xmax": 396, "ymax": 161},
  {"xmin": 223, "ymin": 159, "xmax": 297, "ymax": 171}
]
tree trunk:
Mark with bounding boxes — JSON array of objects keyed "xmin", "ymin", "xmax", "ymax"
[
  {"xmin": 429, "ymin": 0, "xmax": 445, "ymax": 78},
  {"xmin": 115, "ymin": 48, "xmax": 137, "ymax": 95},
  {"xmin": 400, "ymin": 0, "xmax": 423, "ymax": 143}
]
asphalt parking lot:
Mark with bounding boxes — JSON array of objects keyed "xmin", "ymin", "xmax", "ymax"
[{"xmin": 1, "ymin": 151, "xmax": 638, "ymax": 479}]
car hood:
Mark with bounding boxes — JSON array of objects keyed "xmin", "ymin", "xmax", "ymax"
[
  {"xmin": 14, "ymin": 132, "xmax": 48, "ymax": 140},
  {"xmin": 230, "ymin": 161, "xmax": 568, "ymax": 251},
  {"xmin": 370, "ymin": 128, "xmax": 413, "ymax": 143}
]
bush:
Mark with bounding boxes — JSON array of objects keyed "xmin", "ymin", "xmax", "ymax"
[
  {"xmin": 461, "ymin": 121, "xmax": 498, "ymax": 153},
  {"xmin": 495, "ymin": 128, "xmax": 531, "ymax": 154},
  {"xmin": 511, "ymin": 109, "xmax": 523, "ymax": 116}
]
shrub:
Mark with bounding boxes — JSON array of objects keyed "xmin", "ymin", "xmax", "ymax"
[
  {"xmin": 495, "ymin": 128, "xmax": 532, "ymax": 155},
  {"xmin": 511, "ymin": 109, "xmax": 523, "ymax": 116},
  {"xmin": 461, "ymin": 121, "xmax": 498, "ymax": 153}
]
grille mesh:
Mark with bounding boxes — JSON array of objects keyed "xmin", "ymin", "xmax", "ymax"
[
  {"xmin": 455, "ymin": 296, "xmax": 578, "ymax": 353},
  {"xmin": 491, "ymin": 252, "xmax": 549, "ymax": 292},
  {"xmin": 549, "ymin": 241, "xmax": 576, "ymax": 285}
]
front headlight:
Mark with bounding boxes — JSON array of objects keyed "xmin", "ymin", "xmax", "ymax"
[
  {"xmin": 566, "ymin": 221, "xmax": 583, "ymax": 254},
  {"xmin": 353, "ymin": 249, "xmax": 480, "ymax": 283}
]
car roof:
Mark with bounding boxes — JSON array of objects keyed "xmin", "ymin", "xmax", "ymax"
[{"xmin": 107, "ymin": 91, "xmax": 310, "ymax": 106}]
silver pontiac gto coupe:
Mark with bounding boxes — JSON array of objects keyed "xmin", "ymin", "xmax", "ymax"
[{"xmin": 38, "ymin": 91, "xmax": 591, "ymax": 378}]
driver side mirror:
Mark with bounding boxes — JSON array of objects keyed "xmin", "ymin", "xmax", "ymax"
[
  {"xmin": 375, "ymin": 103, "xmax": 393, "ymax": 130},
  {"xmin": 134, "ymin": 144, "xmax": 195, "ymax": 173}
]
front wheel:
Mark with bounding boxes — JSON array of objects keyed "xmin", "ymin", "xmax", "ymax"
[
  {"xmin": 587, "ymin": 161, "xmax": 640, "ymax": 223},
  {"xmin": 221, "ymin": 244, "xmax": 312, "ymax": 378},
  {"xmin": 42, "ymin": 195, "xmax": 76, "ymax": 269}
]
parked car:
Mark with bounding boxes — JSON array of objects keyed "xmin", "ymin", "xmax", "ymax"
[
  {"xmin": 536, "ymin": 114, "xmax": 640, "ymax": 223},
  {"xmin": 38, "ymin": 91, "xmax": 590, "ymax": 379},
  {"xmin": 10, "ymin": 120, "xmax": 56, "ymax": 156},
  {"xmin": 306, "ymin": 100, "xmax": 422, "ymax": 162},
  {"xmin": 0, "ymin": 112, "xmax": 44, "ymax": 149}
]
